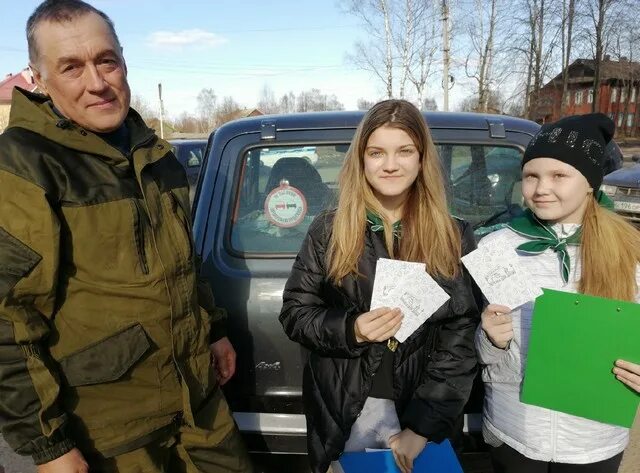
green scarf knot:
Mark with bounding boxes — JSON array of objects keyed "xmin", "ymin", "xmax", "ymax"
[
  {"xmin": 507, "ymin": 191, "xmax": 613, "ymax": 283},
  {"xmin": 366, "ymin": 210, "xmax": 401, "ymax": 239}
]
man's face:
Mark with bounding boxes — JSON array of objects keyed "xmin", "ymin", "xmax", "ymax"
[{"xmin": 31, "ymin": 12, "xmax": 130, "ymax": 133}]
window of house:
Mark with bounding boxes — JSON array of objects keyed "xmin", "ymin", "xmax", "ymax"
[
  {"xmin": 627, "ymin": 113, "xmax": 634, "ymax": 128},
  {"xmin": 575, "ymin": 90, "xmax": 584, "ymax": 105},
  {"xmin": 608, "ymin": 112, "xmax": 615, "ymax": 121},
  {"xmin": 611, "ymin": 88, "xmax": 618, "ymax": 103},
  {"xmin": 632, "ymin": 88, "xmax": 637, "ymax": 103},
  {"xmin": 588, "ymin": 89, "xmax": 594, "ymax": 104},
  {"xmin": 621, "ymin": 88, "xmax": 628, "ymax": 104},
  {"xmin": 618, "ymin": 112, "xmax": 624, "ymax": 127}
]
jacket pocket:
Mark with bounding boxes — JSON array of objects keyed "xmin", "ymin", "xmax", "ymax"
[
  {"xmin": 58, "ymin": 323, "xmax": 151, "ymax": 387},
  {"xmin": 0, "ymin": 227, "xmax": 42, "ymax": 298},
  {"xmin": 167, "ymin": 190, "xmax": 193, "ymax": 260},
  {"xmin": 129, "ymin": 200, "xmax": 149, "ymax": 274}
]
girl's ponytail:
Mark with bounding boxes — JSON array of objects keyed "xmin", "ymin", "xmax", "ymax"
[{"xmin": 580, "ymin": 196, "xmax": 640, "ymax": 301}]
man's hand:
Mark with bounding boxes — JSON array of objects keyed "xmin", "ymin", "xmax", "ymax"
[
  {"xmin": 354, "ymin": 307, "xmax": 403, "ymax": 343},
  {"xmin": 36, "ymin": 448, "xmax": 88, "ymax": 473},
  {"xmin": 481, "ymin": 304, "xmax": 513, "ymax": 350},
  {"xmin": 210, "ymin": 336, "xmax": 236, "ymax": 385},
  {"xmin": 389, "ymin": 428, "xmax": 428, "ymax": 473},
  {"xmin": 614, "ymin": 359, "xmax": 640, "ymax": 393}
]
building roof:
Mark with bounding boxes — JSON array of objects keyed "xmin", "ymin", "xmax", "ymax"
[
  {"xmin": 544, "ymin": 58, "xmax": 640, "ymax": 88},
  {"xmin": 0, "ymin": 69, "xmax": 37, "ymax": 103}
]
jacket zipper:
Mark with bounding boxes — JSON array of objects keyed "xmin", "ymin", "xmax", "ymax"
[
  {"xmin": 130, "ymin": 200, "xmax": 149, "ymax": 274},
  {"xmin": 126, "ymin": 140, "xmax": 191, "ymax": 399}
]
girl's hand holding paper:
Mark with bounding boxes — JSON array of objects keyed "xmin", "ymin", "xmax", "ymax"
[
  {"xmin": 354, "ymin": 307, "xmax": 403, "ymax": 343},
  {"xmin": 481, "ymin": 304, "xmax": 513, "ymax": 349}
]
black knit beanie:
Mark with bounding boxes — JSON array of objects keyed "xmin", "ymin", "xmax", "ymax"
[{"xmin": 522, "ymin": 113, "xmax": 615, "ymax": 190}]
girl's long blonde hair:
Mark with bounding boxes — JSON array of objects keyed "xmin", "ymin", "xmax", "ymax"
[
  {"xmin": 580, "ymin": 196, "xmax": 640, "ymax": 301},
  {"xmin": 327, "ymin": 99, "xmax": 461, "ymax": 284}
]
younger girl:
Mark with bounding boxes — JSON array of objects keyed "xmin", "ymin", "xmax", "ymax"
[
  {"xmin": 280, "ymin": 100, "xmax": 481, "ymax": 473},
  {"xmin": 476, "ymin": 113, "xmax": 640, "ymax": 473}
]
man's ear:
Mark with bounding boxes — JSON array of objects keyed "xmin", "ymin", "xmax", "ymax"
[
  {"xmin": 120, "ymin": 47, "xmax": 128, "ymax": 75},
  {"xmin": 29, "ymin": 64, "xmax": 48, "ymax": 96}
]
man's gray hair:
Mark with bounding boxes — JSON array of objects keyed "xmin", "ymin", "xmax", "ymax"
[{"xmin": 27, "ymin": 0, "xmax": 122, "ymax": 65}]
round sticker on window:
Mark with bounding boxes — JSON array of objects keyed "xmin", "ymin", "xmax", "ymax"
[{"xmin": 264, "ymin": 180, "xmax": 308, "ymax": 228}]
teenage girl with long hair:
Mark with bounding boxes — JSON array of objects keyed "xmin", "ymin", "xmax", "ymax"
[{"xmin": 280, "ymin": 99, "xmax": 481, "ymax": 473}]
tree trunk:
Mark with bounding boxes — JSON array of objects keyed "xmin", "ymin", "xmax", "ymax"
[
  {"xmin": 530, "ymin": 0, "xmax": 545, "ymax": 120},
  {"xmin": 561, "ymin": 0, "xmax": 575, "ymax": 116},
  {"xmin": 524, "ymin": 0, "xmax": 535, "ymax": 119},
  {"xmin": 380, "ymin": 0, "xmax": 394, "ymax": 98},
  {"xmin": 592, "ymin": 0, "xmax": 606, "ymax": 112},
  {"xmin": 399, "ymin": 0, "xmax": 415, "ymax": 99},
  {"xmin": 477, "ymin": 0, "xmax": 497, "ymax": 112}
]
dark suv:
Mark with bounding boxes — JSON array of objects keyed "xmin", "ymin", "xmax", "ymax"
[
  {"xmin": 169, "ymin": 138, "xmax": 207, "ymax": 188},
  {"xmin": 191, "ymin": 111, "xmax": 540, "ymax": 462}
]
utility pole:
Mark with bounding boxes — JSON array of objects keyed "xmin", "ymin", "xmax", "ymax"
[
  {"xmin": 442, "ymin": 0, "xmax": 450, "ymax": 111},
  {"xmin": 158, "ymin": 83, "xmax": 165, "ymax": 139}
]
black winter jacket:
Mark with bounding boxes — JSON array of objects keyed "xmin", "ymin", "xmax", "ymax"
[{"xmin": 279, "ymin": 211, "xmax": 481, "ymax": 473}]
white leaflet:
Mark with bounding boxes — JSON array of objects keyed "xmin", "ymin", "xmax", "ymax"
[
  {"xmin": 370, "ymin": 258, "xmax": 450, "ymax": 343},
  {"xmin": 370, "ymin": 258, "xmax": 426, "ymax": 309},
  {"xmin": 461, "ymin": 233, "xmax": 543, "ymax": 309},
  {"xmin": 388, "ymin": 270, "xmax": 450, "ymax": 342}
]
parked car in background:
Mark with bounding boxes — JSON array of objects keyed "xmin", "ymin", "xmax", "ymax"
[
  {"xmin": 259, "ymin": 146, "xmax": 319, "ymax": 167},
  {"xmin": 169, "ymin": 138, "xmax": 207, "ymax": 188},
  {"xmin": 602, "ymin": 153, "xmax": 640, "ymax": 224},
  {"xmin": 603, "ymin": 140, "xmax": 624, "ymax": 175},
  {"xmin": 190, "ymin": 111, "xmax": 540, "ymax": 464}
]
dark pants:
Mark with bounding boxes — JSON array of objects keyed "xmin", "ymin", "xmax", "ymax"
[{"xmin": 490, "ymin": 444, "xmax": 623, "ymax": 473}]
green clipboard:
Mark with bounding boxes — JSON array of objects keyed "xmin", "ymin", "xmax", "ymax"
[{"xmin": 521, "ymin": 288, "xmax": 640, "ymax": 427}]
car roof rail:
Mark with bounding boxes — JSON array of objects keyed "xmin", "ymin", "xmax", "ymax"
[
  {"xmin": 486, "ymin": 118, "xmax": 506, "ymax": 139},
  {"xmin": 261, "ymin": 120, "xmax": 276, "ymax": 141}
]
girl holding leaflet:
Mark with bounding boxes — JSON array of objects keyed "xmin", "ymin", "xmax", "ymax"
[
  {"xmin": 279, "ymin": 100, "xmax": 481, "ymax": 473},
  {"xmin": 476, "ymin": 113, "xmax": 640, "ymax": 473}
]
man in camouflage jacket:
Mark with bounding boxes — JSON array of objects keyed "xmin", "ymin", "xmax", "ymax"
[{"xmin": 0, "ymin": 1, "xmax": 251, "ymax": 472}]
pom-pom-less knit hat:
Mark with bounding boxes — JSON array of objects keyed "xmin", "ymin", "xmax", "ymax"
[{"xmin": 522, "ymin": 113, "xmax": 615, "ymax": 190}]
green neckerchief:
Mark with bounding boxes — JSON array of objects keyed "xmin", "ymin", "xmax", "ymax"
[
  {"xmin": 366, "ymin": 210, "xmax": 402, "ymax": 239},
  {"xmin": 507, "ymin": 191, "xmax": 614, "ymax": 283}
]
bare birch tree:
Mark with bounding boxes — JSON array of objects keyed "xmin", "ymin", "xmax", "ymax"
[
  {"xmin": 464, "ymin": 0, "xmax": 499, "ymax": 112},
  {"xmin": 344, "ymin": 0, "xmax": 394, "ymax": 98},
  {"xmin": 344, "ymin": 0, "xmax": 441, "ymax": 104},
  {"xmin": 396, "ymin": 0, "xmax": 415, "ymax": 98},
  {"xmin": 406, "ymin": 0, "xmax": 440, "ymax": 108}
]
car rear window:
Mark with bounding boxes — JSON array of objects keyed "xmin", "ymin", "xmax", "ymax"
[{"xmin": 230, "ymin": 143, "xmax": 523, "ymax": 256}]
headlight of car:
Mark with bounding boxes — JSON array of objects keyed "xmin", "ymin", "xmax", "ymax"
[{"xmin": 601, "ymin": 184, "xmax": 618, "ymax": 196}]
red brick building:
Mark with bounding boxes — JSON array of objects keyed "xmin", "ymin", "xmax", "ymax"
[{"xmin": 534, "ymin": 58, "xmax": 640, "ymax": 135}]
